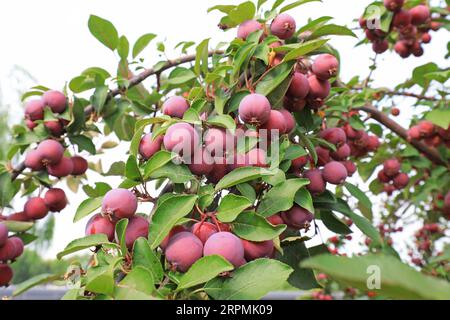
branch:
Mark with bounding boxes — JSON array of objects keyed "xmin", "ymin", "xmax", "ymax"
[
  {"xmin": 11, "ymin": 50, "xmax": 225, "ymax": 181},
  {"xmin": 380, "ymin": 90, "xmax": 444, "ymax": 102},
  {"xmin": 356, "ymin": 104, "xmax": 448, "ymax": 167}
]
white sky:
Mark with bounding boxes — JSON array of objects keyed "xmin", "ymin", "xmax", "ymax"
[{"xmin": 0, "ymin": 0, "xmax": 448, "ymax": 259}]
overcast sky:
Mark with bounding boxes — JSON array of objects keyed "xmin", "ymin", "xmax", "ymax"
[{"xmin": 0, "ymin": 0, "xmax": 448, "ymax": 259}]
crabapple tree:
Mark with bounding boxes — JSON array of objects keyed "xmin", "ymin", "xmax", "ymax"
[{"xmin": 0, "ymin": 0, "xmax": 449, "ymax": 300}]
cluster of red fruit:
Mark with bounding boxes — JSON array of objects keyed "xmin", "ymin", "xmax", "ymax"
[
  {"xmin": 342, "ymin": 118, "xmax": 381, "ymax": 158},
  {"xmin": 24, "ymin": 90, "xmax": 68, "ymax": 136},
  {"xmin": 0, "ymin": 223, "xmax": 24, "ymax": 287},
  {"xmin": 377, "ymin": 158, "xmax": 409, "ymax": 195},
  {"xmin": 85, "ymin": 187, "xmax": 314, "ymax": 272},
  {"xmin": 409, "ymin": 223, "xmax": 442, "ymax": 266},
  {"xmin": 360, "ymin": 1, "xmax": 439, "ymax": 57},
  {"xmin": 407, "ymin": 120, "xmax": 450, "ymax": 148}
]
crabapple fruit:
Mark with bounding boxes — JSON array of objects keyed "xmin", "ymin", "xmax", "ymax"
[
  {"xmin": 270, "ymin": 14, "xmax": 296, "ymax": 40},
  {"xmin": 24, "ymin": 197, "xmax": 49, "ymax": 220},
  {"xmin": 85, "ymin": 214, "xmax": 115, "ymax": 241},
  {"xmin": 102, "ymin": 188, "xmax": 138, "ymax": 219},
  {"xmin": 393, "ymin": 10, "xmax": 412, "ymax": 28},
  {"xmin": 189, "ymin": 148, "xmax": 214, "ymax": 176},
  {"xmin": 42, "ymin": 90, "xmax": 67, "ymax": 114},
  {"xmin": 6, "ymin": 212, "xmax": 30, "ymax": 222},
  {"xmin": 44, "ymin": 188, "xmax": 67, "ymax": 212},
  {"xmin": 267, "ymin": 214, "xmax": 284, "ymax": 226},
  {"xmin": 377, "ymin": 170, "xmax": 391, "ymax": 183},
  {"xmin": 204, "ymin": 128, "xmax": 230, "ymax": 155},
  {"xmin": 330, "ymin": 144, "xmax": 351, "ymax": 161},
  {"xmin": 123, "ymin": 215, "xmax": 150, "ymax": 249},
  {"xmin": 24, "ymin": 150, "xmax": 44, "ymax": 171},
  {"xmin": 44, "ymin": 120, "xmax": 65, "ymax": 137},
  {"xmin": 9, "ymin": 237, "xmax": 24, "ymax": 258},
  {"xmin": 384, "ymin": 0, "xmax": 404, "ymax": 12},
  {"xmin": 312, "ymin": 54, "xmax": 339, "ymax": 80},
  {"xmin": 291, "ymin": 155, "xmax": 308, "ymax": 170},
  {"xmin": 307, "ymin": 75, "xmax": 330, "ymax": 100},
  {"xmin": 163, "ymin": 123, "xmax": 200, "ymax": 157},
  {"xmin": 237, "ymin": 20, "xmax": 263, "ymax": 40},
  {"xmin": 372, "ymin": 40, "xmax": 389, "ymax": 54},
  {"xmin": 191, "ymin": 222, "xmax": 218, "ymax": 244},
  {"xmin": 260, "ymin": 110, "xmax": 287, "ymax": 135},
  {"xmin": 303, "ymin": 169, "xmax": 326, "ymax": 195},
  {"xmin": 316, "ymin": 146, "xmax": 331, "ymax": 166},
  {"xmin": 139, "ymin": 134, "xmax": 163, "ymax": 160},
  {"xmin": 47, "ymin": 156, "xmax": 74, "ymax": 178},
  {"xmin": 24, "ymin": 99, "xmax": 45, "ymax": 121},
  {"xmin": 71, "ymin": 156, "xmax": 88, "ymax": 175},
  {"xmin": 393, "ymin": 172, "xmax": 409, "ymax": 189},
  {"xmin": 162, "ymin": 96, "xmax": 190, "ymax": 118},
  {"xmin": 383, "ymin": 158, "xmax": 401, "ymax": 177},
  {"xmin": 0, "ymin": 223, "xmax": 7, "ymax": 247},
  {"xmin": 160, "ymin": 225, "xmax": 187, "ymax": 250},
  {"xmin": 281, "ymin": 206, "xmax": 314, "ymax": 229},
  {"xmin": 36, "ymin": 139, "xmax": 64, "ymax": 164},
  {"xmin": 410, "ymin": 5, "xmax": 430, "ymax": 25},
  {"xmin": 322, "ymin": 161, "xmax": 348, "ymax": 185},
  {"xmin": 238, "ymin": 94, "xmax": 271, "ymax": 126},
  {"xmin": 319, "ymin": 127, "xmax": 347, "ymax": 147},
  {"xmin": 280, "ymin": 109, "xmax": 295, "ymax": 134},
  {"xmin": 341, "ymin": 160, "xmax": 357, "ymax": 177},
  {"xmin": 203, "ymin": 232, "xmax": 245, "ymax": 267},
  {"xmin": 0, "ymin": 264, "xmax": 13, "ymax": 287},
  {"xmin": 288, "ymin": 72, "xmax": 310, "ymax": 99},
  {"xmin": 241, "ymin": 239, "xmax": 274, "ymax": 261},
  {"xmin": 165, "ymin": 232, "xmax": 203, "ymax": 272}
]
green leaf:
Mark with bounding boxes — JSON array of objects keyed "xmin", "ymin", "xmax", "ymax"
[
  {"xmin": 232, "ymin": 211, "xmax": 286, "ymax": 241},
  {"xmin": 115, "ymin": 218, "xmax": 129, "ymax": 256},
  {"xmin": 143, "ymin": 151, "xmax": 175, "ymax": 179},
  {"xmin": 309, "ymin": 24, "xmax": 357, "ymax": 39},
  {"xmin": 91, "ymin": 85, "xmax": 109, "ymax": 114},
  {"xmin": 125, "ymin": 155, "xmax": 141, "ymax": 181},
  {"xmin": 132, "ymin": 33, "xmax": 157, "ymax": 58},
  {"xmin": 2, "ymin": 220, "xmax": 34, "ymax": 233},
  {"xmin": 302, "ymin": 254, "xmax": 450, "ymax": 300},
  {"xmin": 57, "ymin": 234, "xmax": 112, "ymax": 259},
  {"xmin": 149, "ymin": 195, "xmax": 197, "ymax": 249},
  {"xmin": 207, "ymin": 114, "xmax": 236, "ymax": 132},
  {"xmin": 425, "ymin": 109, "xmax": 450, "ymax": 130},
  {"xmin": 0, "ymin": 172, "xmax": 15, "ymax": 207},
  {"xmin": 195, "ymin": 38, "xmax": 210, "ymax": 76},
  {"xmin": 114, "ymin": 114, "xmax": 135, "ymax": 141},
  {"xmin": 412, "ymin": 63, "xmax": 439, "ymax": 88},
  {"xmin": 73, "ymin": 197, "xmax": 103, "ymax": 223},
  {"xmin": 281, "ymin": 39, "xmax": 329, "ymax": 61},
  {"xmin": 228, "ymin": 1, "xmax": 256, "ymax": 25},
  {"xmin": 204, "ymin": 259, "xmax": 293, "ymax": 300},
  {"xmin": 149, "ymin": 162, "xmax": 193, "ymax": 184},
  {"xmin": 115, "ymin": 266, "xmax": 155, "ymax": 300},
  {"xmin": 13, "ymin": 274, "xmax": 60, "ymax": 297},
  {"xmin": 117, "ymin": 35, "xmax": 129, "ymax": 60},
  {"xmin": 294, "ymin": 187, "xmax": 315, "ymax": 213},
  {"xmin": 215, "ymin": 167, "xmax": 274, "ymax": 191},
  {"xmin": 257, "ymin": 178, "xmax": 310, "ymax": 217},
  {"xmin": 69, "ymin": 135, "xmax": 96, "ymax": 155},
  {"xmin": 166, "ymin": 67, "xmax": 197, "ymax": 85},
  {"xmin": 275, "ymin": 240, "xmax": 319, "ymax": 289},
  {"xmin": 217, "ymin": 194, "xmax": 252, "ymax": 223},
  {"xmin": 177, "ymin": 255, "xmax": 234, "ymax": 290},
  {"xmin": 85, "ymin": 264, "xmax": 116, "ymax": 296},
  {"xmin": 280, "ymin": 0, "xmax": 321, "ymax": 13},
  {"xmin": 320, "ymin": 210, "xmax": 352, "ymax": 234},
  {"xmin": 132, "ymin": 238, "xmax": 164, "ymax": 282},
  {"xmin": 297, "ymin": 16, "xmax": 333, "ymax": 34},
  {"xmin": 88, "ymin": 15, "xmax": 119, "ymax": 50},
  {"xmin": 236, "ymin": 183, "xmax": 256, "ymax": 203},
  {"xmin": 232, "ymin": 42, "xmax": 257, "ymax": 80},
  {"xmin": 284, "ymin": 145, "xmax": 307, "ymax": 160},
  {"xmin": 255, "ymin": 61, "xmax": 295, "ymax": 97},
  {"xmin": 344, "ymin": 182, "xmax": 372, "ymax": 209}
]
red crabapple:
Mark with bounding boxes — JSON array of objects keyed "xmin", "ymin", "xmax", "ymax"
[
  {"xmin": 307, "ymin": 75, "xmax": 331, "ymax": 100},
  {"xmin": 102, "ymin": 188, "xmax": 138, "ymax": 219},
  {"xmin": 319, "ymin": 127, "xmax": 347, "ymax": 147},
  {"xmin": 238, "ymin": 94, "xmax": 271, "ymax": 126},
  {"xmin": 160, "ymin": 225, "xmax": 187, "ymax": 250},
  {"xmin": 393, "ymin": 172, "xmax": 409, "ymax": 189},
  {"xmin": 47, "ymin": 156, "xmax": 74, "ymax": 178},
  {"xmin": 303, "ymin": 169, "xmax": 326, "ymax": 195},
  {"xmin": 204, "ymin": 128, "xmax": 230, "ymax": 155},
  {"xmin": 36, "ymin": 139, "xmax": 64, "ymax": 164},
  {"xmin": 122, "ymin": 215, "xmax": 150, "ymax": 249},
  {"xmin": 270, "ymin": 14, "xmax": 296, "ymax": 40},
  {"xmin": 24, "ymin": 150, "xmax": 44, "ymax": 171},
  {"xmin": 24, "ymin": 99, "xmax": 45, "ymax": 121},
  {"xmin": 42, "ymin": 90, "xmax": 67, "ymax": 114},
  {"xmin": 393, "ymin": 10, "xmax": 412, "ymax": 28},
  {"xmin": 237, "ymin": 20, "xmax": 263, "ymax": 40},
  {"xmin": 322, "ymin": 161, "xmax": 348, "ymax": 185},
  {"xmin": 44, "ymin": 188, "xmax": 67, "ymax": 212},
  {"xmin": 6, "ymin": 212, "xmax": 30, "ymax": 222},
  {"xmin": 377, "ymin": 170, "xmax": 391, "ymax": 183},
  {"xmin": 291, "ymin": 155, "xmax": 308, "ymax": 170},
  {"xmin": 162, "ymin": 96, "xmax": 190, "ymax": 118},
  {"xmin": 341, "ymin": 160, "xmax": 357, "ymax": 177},
  {"xmin": 0, "ymin": 264, "xmax": 13, "ymax": 286},
  {"xmin": 191, "ymin": 222, "xmax": 218, "ymax": 244},
  {"xmin": 189, "ymin": 148, "xmax": 214, "ymax": 176},
  {"xmin": 139, "ymin": 134, "xmax": 163, "ymax": 160},
  {"xmin": 280, "ymin": 109, "xmax": 295, "ymax": 134},
  {"xmin": 281, "ymin": 206, "xmax": 314, "ymax": 229},
  {"xmin": 44, "ymin": 120, "xmax": 65, "ymax": 137},
  {"xmin": 203, "ymin": 232, "xmax": 245, "ymax": 267},
  {"xmin": 383, "ymin": 159, "xmax": 401, "ymax": 177},
  {"xmin": 0, "ymin": 223, "xmax": 7, "ymax": 247},
  {"xmin": 241, "ymin": 239, "xmax": 274, "ymax": 260},
  {"xmin": 9, "ymin": 237, "xmax": 24, "ymax": 258},
  {"xmin": 288, "ymin": 72, "xmax": 310, "ymax": 99},
  {"xmin": 85, "ymin": 214, "xmax": 115, "ymax": 241},
  {"xmin": 267, "ymin": 214, "xmax": 284, "ymax": 226},
  {"xmin": 384, "ymin": 0, "xmax": 404, "ymax": 12},
  {"xmin": 372, "ymin": 40, "xmax": 389, "ymax": 54},
  {"xmin": 410, "ymin": 5, "xmax": 430, "ymax": 25},
  {"xmin": 163, "ymin": 123, "xmax": 200, "ymax": 157},
  {"xmin": 71, "ymin": 156, "xmax": 88, "ymax": 175},
  {"xmin": 165, "ymin": 232, "xmax": 203, "ymax": 272},
  {"xmin": 24, "ymin": 197, "xmax": 49, "ymax": 220},
  {"xmin": 421, "ymin": 33, "xmax": 431, "ymax": 44},
  {"xmin": 312, "ymin": 54, "xmax": 339, "ymax": 80},
  {"xmin": 316, "ymin": 146, "xmax": 331, "ymax": 166},
  {"xmin": 260, "ymin": 110, "xmax": 287, "ymax": 135},
  {"xmin": 330, "ymin": 144, "xmax": 351, "ymax": 161}
]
